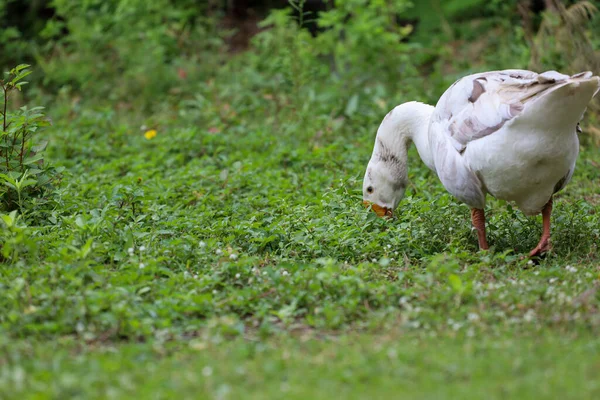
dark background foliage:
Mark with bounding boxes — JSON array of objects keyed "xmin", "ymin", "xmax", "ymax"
[{"xmin": 2, "ymin": 0, "xmax": 599, "ymax": 107}]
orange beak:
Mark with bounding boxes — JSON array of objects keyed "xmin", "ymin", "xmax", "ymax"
[{"xmin": 363, "ymin": 201, "xmax": 393, "ymax": 218}]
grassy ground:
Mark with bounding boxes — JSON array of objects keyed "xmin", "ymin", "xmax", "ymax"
[
  {"xmin": 2, "ymin": 50, "xmax": 600, "ymax": 398},
  {"xmin": 3, "ymin": 332, "xmax": 600, "ymax": 399}
]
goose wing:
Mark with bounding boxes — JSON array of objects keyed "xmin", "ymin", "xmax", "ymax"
[{"xmin": 432, "ymin": 69, "xmax": 594, "ymax": 153}]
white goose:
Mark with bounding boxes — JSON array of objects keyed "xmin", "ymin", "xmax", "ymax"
[{"xmin": 362, "ymin": 70, "xmax": 600, "ymax": 256}]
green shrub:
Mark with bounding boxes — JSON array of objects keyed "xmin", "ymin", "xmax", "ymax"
[
  {"xmin": 316, "ymin": 0, "xmax": 415, "ymax": 87},
  {"xmin": 35, "ymin": 0, "xmax": 224, "ymax": 110},
  {"xmin": 0, "ymin": 65, "xmax": 56, "ymax": 212}
]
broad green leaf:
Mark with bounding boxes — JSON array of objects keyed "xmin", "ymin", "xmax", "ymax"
[
  {"xmin": 19, "ymin": 179, "xmax": 38, "ymax": 188},
  {"xmin": 80, "ymin": 238, "xmax": 94, "ymax": 259},
  {"xmin": 31, "ymin": 141, "xmax": 49, "ymax": 153},
  {"xmin": 13, "ymin": 64, "xmax": 30, "ymax": 73},
  {"xmin": 0, "ymin": 173, "xmax": 17, "ymax": 186},
  {"xmin": 0, "ymin": 210, "xmax": 18, "ymax": 227},
  {"xmin": 23, "ymin": 154, "xmax": 44, "ymax": 165},
  {"xmin": 11, "ymin": 71, "xmax": 32, "ymax": 85}
]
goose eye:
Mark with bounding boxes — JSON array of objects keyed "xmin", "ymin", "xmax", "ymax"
[{"xmin": 367, "ymin": 186, "xmax": 374, "ymax": 194}]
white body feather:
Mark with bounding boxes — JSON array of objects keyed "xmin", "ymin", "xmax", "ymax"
[{"xmin": 429, "ymin": 70, "xmax": 599, "ymax": 214}]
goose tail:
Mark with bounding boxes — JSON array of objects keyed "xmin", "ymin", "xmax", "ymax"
[{"xmin": 520, "ymin": 71, "xmax": 600, "ymax": 132}]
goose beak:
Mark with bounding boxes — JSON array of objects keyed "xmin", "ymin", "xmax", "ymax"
[{"xmin": 363, "ymin": 201, "xmax": 393, "ymax": 218}]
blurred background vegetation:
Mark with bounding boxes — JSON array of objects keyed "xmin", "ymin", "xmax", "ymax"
[{"xmin": 2, "ymin": 0, "xmax": 599, "ymax": 109}]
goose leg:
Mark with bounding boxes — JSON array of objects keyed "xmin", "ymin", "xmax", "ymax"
[
  {"xmin": 470, "ymin": 208, "xmax": 489, "ymax": 250},
  {"xmin": 529, "ymin": 198, "xmax": 553, "ymax": 258}
]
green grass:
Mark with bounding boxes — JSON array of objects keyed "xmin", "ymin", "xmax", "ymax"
[
  {"xmin": 2, "ymin": 30, "xmax": 600, "ymax": 397},
  {"xmin": 3, "ymin": 332, "xmax": 600, "ymax": 399},
  {"xmin": 1, "ymin": 88, "xmax": 599, "ymax": 397}
]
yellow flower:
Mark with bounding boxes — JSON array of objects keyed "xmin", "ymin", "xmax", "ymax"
[{"xmin": 144, "ymin": 129, "xmax": 157, "ymax": 140}]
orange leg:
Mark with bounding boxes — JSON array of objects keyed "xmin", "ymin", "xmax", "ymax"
[
  {"xmin": 529, "ymin": 198, "xmax": 553, "ymax": 258},
  {"xmin": 470, "ymin": 208, "xmax": 489, "ymax": 250}
]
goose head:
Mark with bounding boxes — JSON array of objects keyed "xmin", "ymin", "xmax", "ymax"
[{"xmin": 362, "ymin": 156, "xmax": 407, "ymax": 217}]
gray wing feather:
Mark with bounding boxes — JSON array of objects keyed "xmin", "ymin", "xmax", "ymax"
[{"xmin": 433, "ymin": 69, "xmax": 586, "ymax": 153}]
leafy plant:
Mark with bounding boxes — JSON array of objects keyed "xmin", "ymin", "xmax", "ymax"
[
  {"xmin": 525, "ymin": 0, "xmax": 600, "ymax": 139},
  {"xmin": 529, "ymin": 0, "xmax": 599, "ymax": 74},
  {"xmin": 0, "ymin": 64, "xmax": 55, "ymax": 212},
  {"xmin": 316, "ymin": 0, "xmax": 416, "ymax": 86},
  {"xmin": 0, "ymin": 209, "xmax": 37, "ymax": 263},
  {"xmin": 34, "ymin": 0, "xmax": 224, "ymax": 110}
]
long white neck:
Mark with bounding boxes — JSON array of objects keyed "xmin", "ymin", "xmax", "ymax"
[{"xmin": 373, "ymin": 101, "xmax": 436, "ymax": 172}]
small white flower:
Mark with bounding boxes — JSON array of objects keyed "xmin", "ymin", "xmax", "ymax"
[
  {"xmin": 199, "ymin": 241, "xmax": 206, "ymax": 248},
  {"xmin": 128, "ymin": 247, "xmax": 134, "ymax": 255},
  {"xmin": 549, "ymin": 277, "xmax": 558, "ymax": 284},
  {"xmin": 139, "ymin": 263, "xmax": 145, "ymax": 269},
  {"xmin": 282, "ymin": 270, "xmax": 289, "ymax": 276},
  {"xmin": 565, "ymin": 265, "xmax": 577, "ymax": 273},
  {"xmin": 212, "ymin": 289, "xmax": 218, "ymax": 294},
  {"xmin": 387, "ymin": 244, "xmax": 391, "ymax": 249},
  {"xmin": 523, "ymin": 309, "xmax": 536, "ymax": 322},
  {"xmin": 235, "ymin": 273, "xmax": 241, "ymax": 279},
  {"xmin": 229, "ymin": 254, "xmax": 238, "ymax": 260},
  {"xmin": 387, "ymin": 348, "xmax": 397, "ymax": 359},
  {"xmin": 139, "ymin": 245, "xmax": 146, "ymax": 252},
  {"xmin": 216, "ymin": 249, "xmax": 223, "ymax": 255},
  {"xmin": 467, "ymin": 313, "xmax": 480, "ymax": 322},
  {"xmin": 202, "ymin": 366, "xmax": 213, "ymax": 377},
  {"xmin": 408, "ymin": 320, "xmax": 420, "ymax": 328}
]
